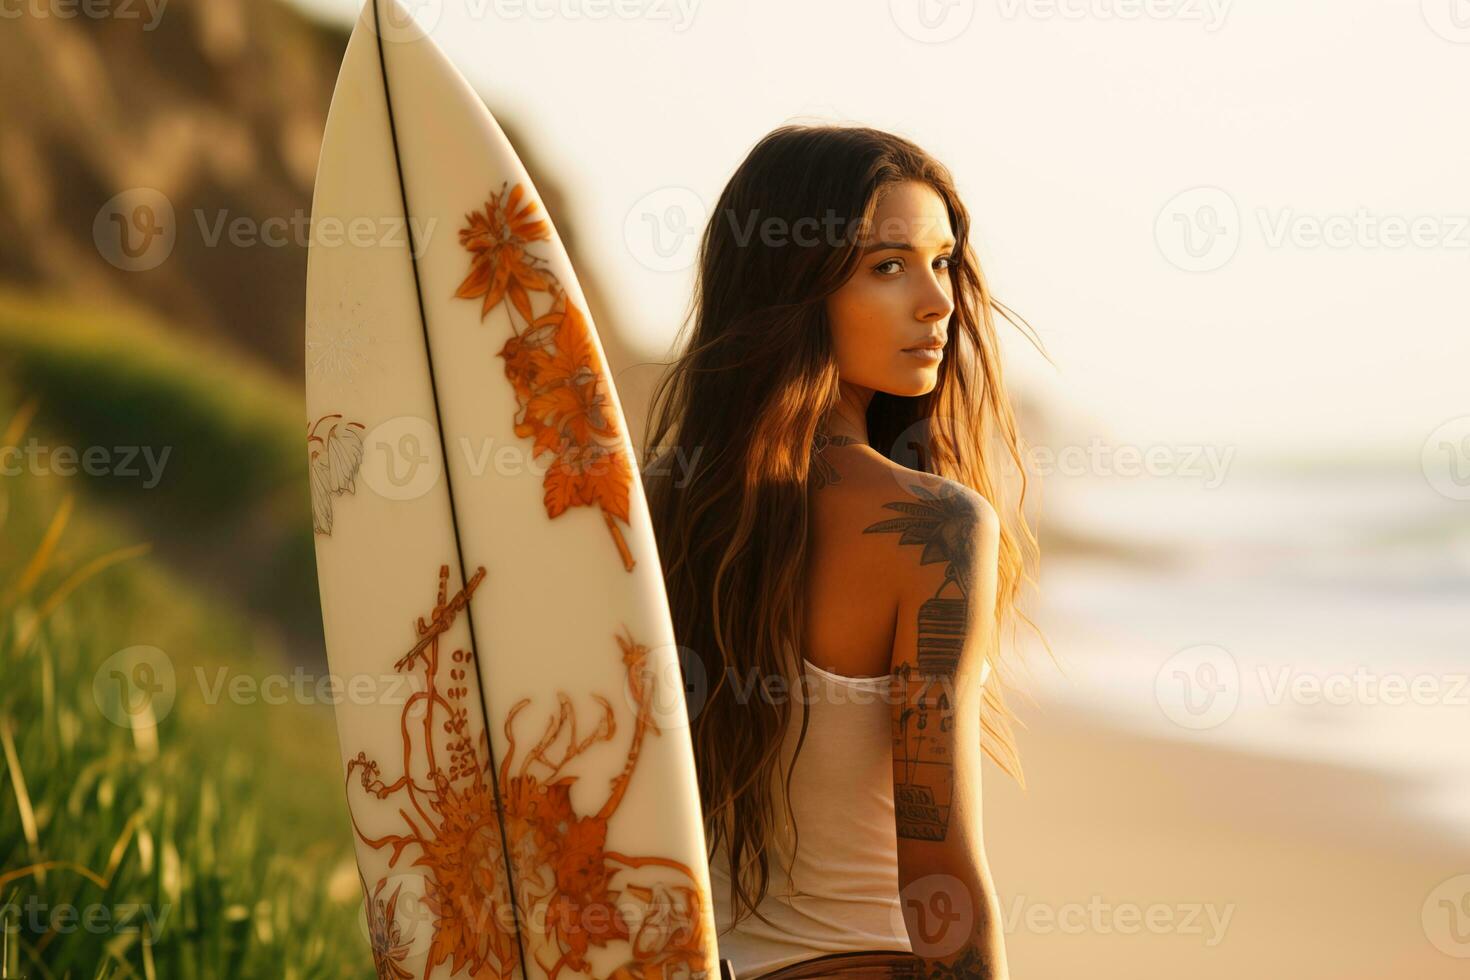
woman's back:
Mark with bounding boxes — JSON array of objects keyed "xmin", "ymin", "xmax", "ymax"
[
  {"xmin": 803, "ymin": 442, "xmax": 912, "ymax": 680},
  {"xmin": 707, "ymin": 654, "xmax": 912, "ymax": 976},
  {"xmin": 710, "ymin": 442, "xmax": 994, "ymax": 976}
]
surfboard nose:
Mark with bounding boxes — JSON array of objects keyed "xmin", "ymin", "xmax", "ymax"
[{"xmin": 352, "ymin": 0, "xmax": 439, "ymax": 48}]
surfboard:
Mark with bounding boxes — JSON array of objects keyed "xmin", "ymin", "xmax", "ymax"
[{"xmin": 304, "ymin": 2, "xmax": 728, "ymax": 977}]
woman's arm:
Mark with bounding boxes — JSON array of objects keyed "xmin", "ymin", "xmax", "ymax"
[{"xmin": 883, "ymin": 485, "xmax": 1009, "ymax": 978}]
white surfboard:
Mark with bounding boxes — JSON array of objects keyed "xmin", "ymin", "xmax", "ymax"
[{"xmin": 305, "ymin": 3, "xmax": 724, "ymax": 977}]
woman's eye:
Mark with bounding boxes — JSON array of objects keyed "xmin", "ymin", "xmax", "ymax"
[{"xmin": 876, "ymin": 254, "xmax": 957, "ymax": 276}]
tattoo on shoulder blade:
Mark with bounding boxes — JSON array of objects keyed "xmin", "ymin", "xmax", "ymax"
[
  {"xmin": 809, "ymin": 430, "xmax": 860, "ymax": 491},
  {"xmin": 864, "ymin": 481, "xmax": 980, "ymax": 843}
]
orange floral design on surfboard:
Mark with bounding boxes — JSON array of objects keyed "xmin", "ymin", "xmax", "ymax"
[
  {"xmin": 454, "ymin": 182, "xmax": 637, "ymax": 573},
  {"xmin": 346, "ymin": 564, "xmax": 712, "ymax": 979}
]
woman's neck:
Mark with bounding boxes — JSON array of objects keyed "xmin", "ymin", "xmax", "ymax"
[{"xmin": 822, "ymin": 384, "xmax": 873, "ymax": 446}]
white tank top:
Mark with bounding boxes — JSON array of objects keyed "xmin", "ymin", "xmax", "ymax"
[{"xmin": 708, "ymin": 657, "xmax": 914, "ymax": 977}]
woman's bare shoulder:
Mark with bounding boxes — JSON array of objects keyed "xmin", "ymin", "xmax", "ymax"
[
  {"xmin": 809, "ymin": 446, "xmax": 998, "ymax": 588},
  {"xmin": 812, "ymin": 444, "xmax": 995, "ymax": 527},
  {"xmin": 806, "ymin": 446, "xmax": 1000, "ymax": 678}
]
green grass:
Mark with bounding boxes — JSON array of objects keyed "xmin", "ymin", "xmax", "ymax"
[
  {"xmin": 0, "ymin": 379, "xmax": 370, "ymax": 974},
  {"xmin": 0, "ymin": 289, "xmax": 322, "ymax": 639}
]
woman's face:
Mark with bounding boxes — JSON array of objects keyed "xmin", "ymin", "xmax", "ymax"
[{"xmin": 826, "ymin": 180, "xmax": 956, "ymax": 398}]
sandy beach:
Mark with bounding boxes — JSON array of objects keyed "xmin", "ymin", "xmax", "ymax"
[{"xmin": 981, "ymin": 705, "xmax": 1469, "ymax": 979}]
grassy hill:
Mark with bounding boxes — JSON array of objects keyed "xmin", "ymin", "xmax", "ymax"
[
  {"xmin": 0, "ymin": 0, "xmax": 346, "ymax": 377},
  {"xmin": 0, "ymin": 290, "xmax": 326, "ymax": 669},
  {"xmin": 0, "ymin": 295, "xmax": 371, "ymax": 976}
]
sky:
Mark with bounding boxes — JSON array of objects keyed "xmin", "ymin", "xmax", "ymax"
[{"xmin": 290, "ymin": 0, "xmax": 1469, "ymax": 464}]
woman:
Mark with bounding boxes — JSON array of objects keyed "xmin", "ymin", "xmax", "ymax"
[{"xmin": 641, "ymin": 124, "xmax": 1045, "ymax": 979}]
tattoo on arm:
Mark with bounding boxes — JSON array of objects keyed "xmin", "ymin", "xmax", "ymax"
[
  {"xmin": 890, "ymin": 947, "xmax": 991, "ymax": 979},
  {"xmin": 863, "ymin": 481, "xmax": 979, "ymax": 843}
]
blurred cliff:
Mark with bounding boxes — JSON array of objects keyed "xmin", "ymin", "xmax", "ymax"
[{"xmin": 0, "ymin": 0, "xmax": 348, "ymax": 374}]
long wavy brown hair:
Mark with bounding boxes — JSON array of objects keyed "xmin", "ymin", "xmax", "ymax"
[{"xmin": 639, "ymin": 124, "xmax": 1048, "ymax": 929}]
